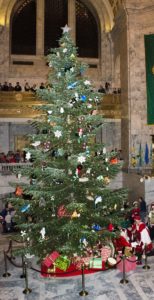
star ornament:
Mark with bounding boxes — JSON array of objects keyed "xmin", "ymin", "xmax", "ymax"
[
  {"xmin": 54, "ymin": 130, "xmax": 62, "ymax": 138},
  {"xmin": 61, "ymin": 24, "xmax": 71, "ymax": 33},
  {"xmin": 78, "ymin": 155, "xmax": 86, "ymax": 164}
]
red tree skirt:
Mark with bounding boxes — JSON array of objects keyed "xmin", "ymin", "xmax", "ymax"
[{"xmin": 41, "ymin": 261, "xmax": 107, "ymax": 278}]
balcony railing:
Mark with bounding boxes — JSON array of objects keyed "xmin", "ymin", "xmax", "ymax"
[
  {"xmin": 0, "ymin": 92, "xmax": 121, "ymax": 119},
  {"xmin": 0, "ymin": 162, "xmax": 32, "ymax": 175}
]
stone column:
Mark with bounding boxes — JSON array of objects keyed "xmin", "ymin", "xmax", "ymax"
[
  {"xmin": 36, "ymin": 0, "xmax": 44, "ymax": 57},
  {"xmin": 68, "ymin": 0, "xmax": 76, "ymax": 42}
]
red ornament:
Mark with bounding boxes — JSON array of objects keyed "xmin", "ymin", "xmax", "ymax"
[{"xmin": 107, "ymin": 223, "xmax": 114, "ymax": 232}]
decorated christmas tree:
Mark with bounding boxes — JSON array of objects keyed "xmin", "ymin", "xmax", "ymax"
[{"xmin": 13, "ymin": 25, "xmax": 127, "ymax": 264}]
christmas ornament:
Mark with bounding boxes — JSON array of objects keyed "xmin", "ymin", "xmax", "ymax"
[
  {"xmin": 21, "ymin": 204, "xmax": 30, "ymax": 213},
  {"xmin": 17, "ymin": 173, "xmax": 22, "ymax": 180},
  {"xmin": 78, "ymin": 128, "xmax": 83, "ymax": 137},
  {"xmin": 80, "ymin": 95, "xmax": 87, "ymax": 102},
  {"xmin": 57, "ymin": 72, "xmax": 61, "ymax": 77},
  {"xmin": 79, "ymin": 177, "xmax": 89, "ymax": 182},
  {"xmin": 78, "ymin": 155, "xmax": 86, "ymax": 164},
  {"xmin": 40, "ymin": 227, "xmax": 46, "ymax": 240},
  {"xmin": 97, "ymin": 175, "xmax": 103, "ymax": 181},
  {"xmin": 63, "ymin": 48, "xmax": 67, "ymax": 53},
  {"xmin": 48, "ymin": 110, "xmax": 52, "ymax": 114},
  {"xmin": 61, "ymin": 24, "xmax": 71, "ymax": 33},
  {"xmin": 60, "ymin": 107, "xmax": 64, "ymax": 113},
  {"xmin": 70, "ymin": 53, "xmax": 75, "ymax": 59},
  {"xmin": 84, "ymin": 80, "xmax": 91, "ymax": 86},
  {"xmin": 21, "ymin": 230, "xmax": 26, "ymax": 237},
  {"xmin": 26, "ymin": 152, "xmax": 31, "ymax": 160},
  {"xmin": 49, "ymin": 62, "xmax": 52, "ymax": 68},
  {"xmin": 54, "ymin": 130, "xmax": 62, "ymax": 138},
  {"xmin": 95, "ymin": 196, "xmax": 102, "ymax": 205},
  {"xmin": 25, "ymin": 253, "xmax": 35, "ymax": 259},
  {"xmin": 103, "ymin": 147, "xmax": 106, "ymax": 154},
  {"xmin": 87, "ymin": 103, "xmax": 92, "ymax": 109},
  {"xmin": 70, "ymin": 67, "xmax": 74, "ymax": 72},
  {"xmin": 71, "ymin": 210, "xmax": 80, "ymax": 218},
  {"xmin": 67, "ymin": 82, "xmax": 77, "ymax": 89},
  {"xmin": 92, "ymin": 224, "xmax": 102, "ymax": 231},
  {"xmin": 15, "ymin": 185, "xmax": 23, "ymax": 196},
  {"xmin": 107, "ymin": 223, "xmax": 114, "ymax": 231},
  {"xmin": 31, "ymin": 141, "xmax": 41, "ymax": 147},
  {"xmin": 86, "ymin": 168, "xmax": 91, "ymax": 174}
]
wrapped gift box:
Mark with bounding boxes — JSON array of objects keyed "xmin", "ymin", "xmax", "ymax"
[
  {"xmin": 43, "ymin": 251, "xmax": 60, "ymax": 268},
  {"xmin": 74, "ymin": 256, "xmax": 91, "ymax": 270},
  {"xmin": 55, "ymin": 255, "xmax": 70, "ymax": 271},
  {"xmin": 101, "ymin": 246, "xmax": 111, "ymax": 262},
  {"xmin": 89, "ymin": 257, "xmax": 102, "ymax": 269}
]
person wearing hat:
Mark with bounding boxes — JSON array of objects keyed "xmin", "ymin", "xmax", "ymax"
[
  {"xmin": 148, "ymin": 203, "xmax": 154, "ymax": 241},
  {"xmin": 130, "ymin": 201, "xmax": 140, "ymax": 224},
  {"xmin": 132, "ymin": 215, "xmax": 152, "ymax": 253}
]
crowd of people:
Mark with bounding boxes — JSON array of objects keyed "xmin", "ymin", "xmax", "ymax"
[
  {"xmin": 0, "ymin": 81, "xmax": 46, "ymax": 92},
  {"xmin": 98, "ymin": 82, "xmax": 121, "ymax": 94},
  {"xmin": 0, "ymin": 151, "xmax": 27, "ymax": 163},
  {"xmin": 0, "ymin": 80, "xmax": 121, "ymax": 95},
  {"xmin": 115, "ymin": 197, "xmax": 154, "ymax": 264}
]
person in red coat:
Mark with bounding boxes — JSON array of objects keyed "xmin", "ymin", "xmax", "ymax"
[{"xmin": 132, "ymin": 215, "xmax": 153, "ymax": 263}]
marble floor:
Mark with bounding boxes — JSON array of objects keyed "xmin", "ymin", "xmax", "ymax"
[{"xmin": 0, "ymin": 234, "xmax": 154, "ymax": 300}]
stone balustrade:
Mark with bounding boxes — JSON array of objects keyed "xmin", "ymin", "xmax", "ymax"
[{"xmin": 0, "ymin": 91, "xmax": 121, "ymax": 119}]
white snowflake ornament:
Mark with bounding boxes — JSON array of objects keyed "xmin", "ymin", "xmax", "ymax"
[
  {"xmin": 21, "ymin": 230, "xmax": 26, "ymax": 237},
  {"xmin": 78, "ymin": 155, "xmax": 86, "ymax": 164},
  {"xmin": 54, "ymin": 130, "xmax": 62, "ymax": 138},
  {"xmin": 26, "ymin": 152, "xmax": 31, "ymax": 161}
]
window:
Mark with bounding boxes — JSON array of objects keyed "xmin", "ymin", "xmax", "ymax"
[{"xmin": 11, "ymin": 0, "xmax": 36, "ymax": 55}]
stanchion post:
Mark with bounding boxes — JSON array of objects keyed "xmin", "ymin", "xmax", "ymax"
[
  {"xmin": 10, "ymin": 240, "xmax": 15, "ymax": 260},
  {"xmin": 79, "ymin": 264, "xmax": 88, "ymax": 296},
  {"xmin": 3, "ymin": 251, "xmax": 11, "ymax": 277},
  {"xmin": 23, "ymin": 261, "xmax": 32, "ymax": 294},
  {"xmin": 120, "ymin": 255, "xmax": 128, "ymax": 284},
  {"xmin": 20, "ymin": 255, "xmax": 26, "ymax": 278},
  {"xmin": 143, "ymin": 246, "xmax": 150, "ymax": 270}
]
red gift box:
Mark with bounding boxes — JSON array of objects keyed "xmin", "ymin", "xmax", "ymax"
[{"xmin": 43, "ymin": 251, "xmax": 60, "ymax": 268}]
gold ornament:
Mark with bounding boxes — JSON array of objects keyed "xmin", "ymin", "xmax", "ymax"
[
  {"xmin": 71, "ymin": 210, "xmax": 80, "ymax": 218},
  {"xmin": 70, "ymin": 53, "xmax": 75, "ymax": 60},
  {"xmin": 61, "ymin": 43, "xmax": 65, "ymax": 47}
]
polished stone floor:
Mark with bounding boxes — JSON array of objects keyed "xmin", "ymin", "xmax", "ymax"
[{"xmin": 0, "ymin": 234, "xmax": 154, "ymax": 300}]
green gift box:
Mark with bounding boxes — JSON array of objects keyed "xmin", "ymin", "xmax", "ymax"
[
  {"xmin": 55, "ymin": 255, "xmax": 70, "ymax": 271},
  {"xmin": 89, "ymin": 257, "xmax": 102, "ymax": 269}
]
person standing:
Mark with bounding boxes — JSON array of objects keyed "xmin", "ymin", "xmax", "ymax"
[
  {"xmin": 148, "ymin": 203, "xmax": 154, "ymax": 241},
  {"xmin": 138, "ymin": 196, "xmax": 147, "ymax": 222}
]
